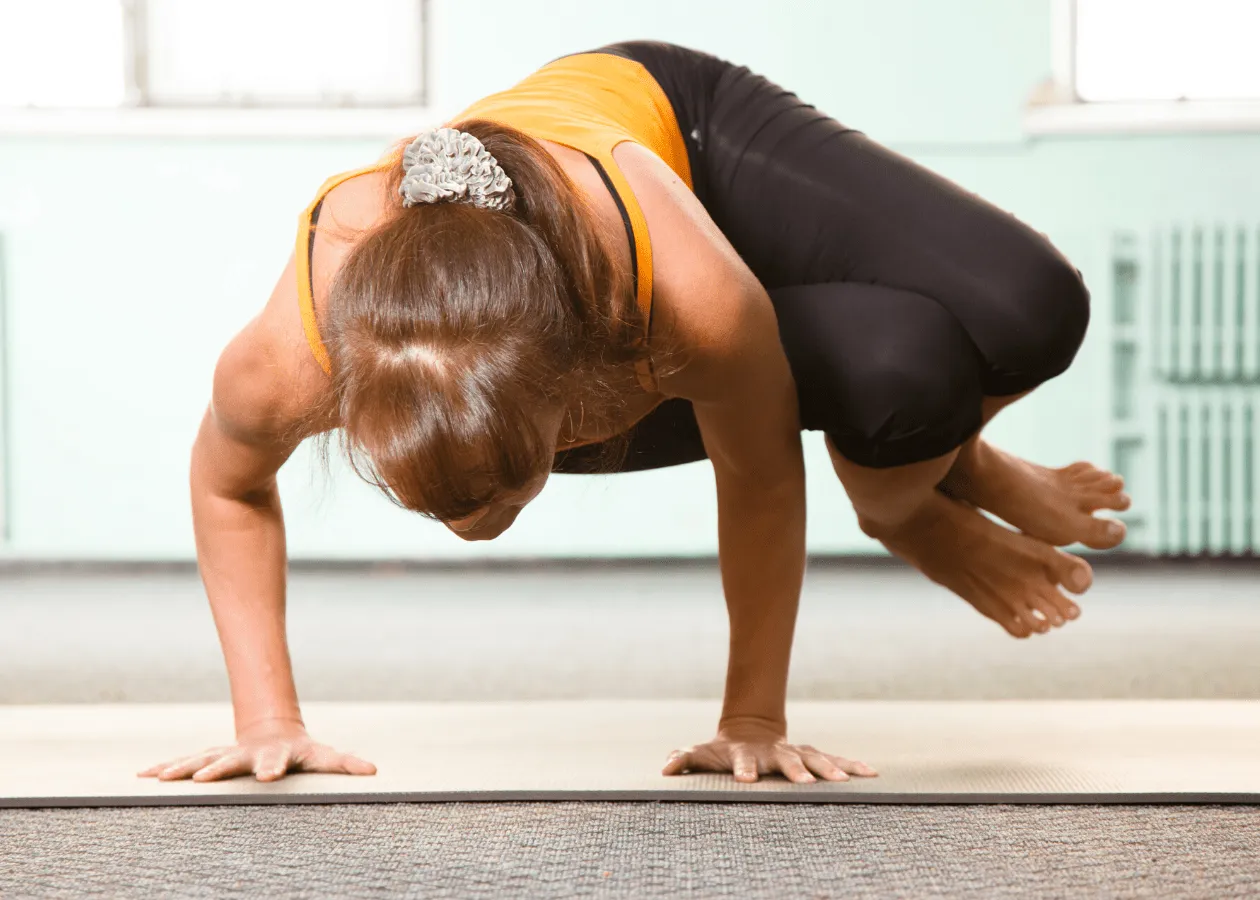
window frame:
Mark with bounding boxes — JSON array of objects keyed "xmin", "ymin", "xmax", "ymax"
[
  {"xmin": 0, "ymin": 0, "xmax": 437, "ymax": 138},
  {"xmin": 1024, "ymin": 0, "xmax": 1260, "ymax": 136}
]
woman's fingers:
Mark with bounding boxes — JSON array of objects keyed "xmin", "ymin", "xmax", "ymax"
[
  {"xmin": 301, "ymin": 744, "xmax": 378, "ymax": 776},
  {"xmin": 661, "ymin": 749, "xmax": 691, "ymax": 776},
  {"xmin": 830, "ymin": 753, "xmax": 878, "ymax": 778},
  {"xmin": 663, "ymin": 738, "xmax": 878, "ymax": 784},
  {"xmin": 774, "ymin": 748, "xmax": 816, "ymax": 784},
  {"xmin": 138, "ymin": 760, "xmax": 174, "ymax": 778},
  {"xmin": 252, "ymin": 745, "xmax": 294, "ymax": 782},
  {"xmin": 191, "ymin": 750, "xmax": 255, "ymax": 783},
  {"xmin": 333, "ymin": 753, "xmax": 378, "ymax": 776},
  {"xmin": 731, "ymin": 746, "xmax": 759, "ymax": 783},
  {"xmin": 141, "ymin": 736, "xmax": 379, "ymax": 784},
  {"xmin": 146, "ymin": 749, "xmax": 231, "ymax": 782},
  {"xmin": 798, "ymin": 746, "xmax": 850, "ymax": 782}
]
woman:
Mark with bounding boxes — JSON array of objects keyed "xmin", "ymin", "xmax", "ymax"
[{"xmin": 141, "ymin": 42, "xmax": 1129, "ymax": 786}]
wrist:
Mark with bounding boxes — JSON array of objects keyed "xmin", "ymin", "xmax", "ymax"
[
  {"xmin": 717, "ymin": 713, "xmax": 787, "ymax": 739},
  {"xmin": 236, "ymin": 714, "xmax": 306, "ymax": 741}
]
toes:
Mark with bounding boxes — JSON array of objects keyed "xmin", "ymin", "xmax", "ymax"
[
  {"xmin": 973, "ymin": 597, "xmax": 1030, "ymax": 638},
  {"xmin": 1065, "ymin": 462, "xmax": 1121, "ymax": 487},
  {"xmin": 1043, "ymin": 587, "xmax": 1081, "ymax": 623},
  {"xmin": 1093, "ymin": 473, "xmax": 1125, "ymax": 491},
  {"xmin": 1029, "ymin": 592, "xmax": 1066, "ymax": 629},
  {"xmin": 1007, "ymin": 598, "xmax": 1050, "ymax": 635},
  {"xmin": 1085, "ymin": 491, "xmax": 1132, "ymax": 513},
  {"xmin": 998, "ymin": 608, "xmax": 1033, "ymax": 638},
  {"xmin": 1079, "ymin": 515, "xmax": 1126, "ymax": 550},
  {"xmin": 1045, "ymin": 549, "xmax": 1094, "ymax": 593}
]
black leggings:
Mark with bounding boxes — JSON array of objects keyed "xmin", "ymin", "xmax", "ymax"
[{"xmin": 553, "ymin": 41, "xmax": 1090, "ymax": 473}]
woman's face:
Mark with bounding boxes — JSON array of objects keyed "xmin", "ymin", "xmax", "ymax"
[
  {"xmin": 441, "ymin": 404, "xmax": 565, "ymax": 541},
  {"xmin": 443, "ymin": 470, "xmax": 549, "ymax": 540}
]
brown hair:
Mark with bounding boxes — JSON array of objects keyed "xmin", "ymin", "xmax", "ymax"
[{"xmin": 307, "ymin": 120, "xmax": 646, "ymax": 521}]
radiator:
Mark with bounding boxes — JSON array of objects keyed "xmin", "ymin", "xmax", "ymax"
[{"xmin": 1111, "ymin": 226, "xmax": 1260, "ymax": 555}]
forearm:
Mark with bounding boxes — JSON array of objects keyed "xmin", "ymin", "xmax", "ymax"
[
  {"xmin": 715, "ymin": 476, "xmax": 807, "ymax": 733},
  {"xmin": 191, "ymin": 441, "xmax": 301, "ymax": 738}
]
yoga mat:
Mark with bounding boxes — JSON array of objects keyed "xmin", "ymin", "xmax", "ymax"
[{"xmin": 2, "ymin": 701, "xmax": 1258, "ymax": 808}]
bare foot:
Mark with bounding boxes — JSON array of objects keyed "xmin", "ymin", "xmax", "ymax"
[
  {"xmin": 872, "ymin": 491, "xmax": 1093, "ymax": 638},
  {"xmin": 941, "ymin": 440, "xmax": 1132, "ymax": 550}
]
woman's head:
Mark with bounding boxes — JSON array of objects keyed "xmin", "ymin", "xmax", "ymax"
[{"xmin": 317, "ymin": 120, "xmax": 642, "ymax": 523}]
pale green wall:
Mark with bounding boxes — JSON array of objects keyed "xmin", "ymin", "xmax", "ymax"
[{"xmin": 0, "ymin": 0, "xmax": 1256, "ymax": 559}]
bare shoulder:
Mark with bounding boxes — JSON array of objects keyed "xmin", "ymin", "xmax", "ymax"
[
  {"xmin": 308, "ymin": 167, "xmax": 394, "ymax": 322},
  {"xmin": 611, "ymin": 143, "xmax": 772, "ymax": 403},
  {"xmin": 215, "ymin": 252, "xmax": 336, "ymax": 447},
  {"xmin": 215, "ymin": 167, "xmax": 395, "ymax": 445}
]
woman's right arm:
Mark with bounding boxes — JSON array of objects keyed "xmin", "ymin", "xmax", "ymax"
[
  {"xmin": 192, "ymin": 318, "xmax": 305, "ymax": 745},
  {"xmin": 140, "ymin": 255, "xmax": 375, "ymax": 783}
]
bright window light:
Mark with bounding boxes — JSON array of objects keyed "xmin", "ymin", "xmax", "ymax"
[
  {"xmin": 145, "ymin": 0, "xmax": 425, "ymax": 106},
  {"xmin": 1076, "ymin": 0, "xmax": 1260, "ymax": 101},
  {"xmin": 0, "ymin": 0, "xmax": 425, "ymax": 109},
  {"xmin": 0, "ymin": 1, "xmax": 126, "ymax": 107}
]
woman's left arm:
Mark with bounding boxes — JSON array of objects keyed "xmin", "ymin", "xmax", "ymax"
[{"xmin": 616, "ymin": 145, "xmax": 876, "ymax": 784}]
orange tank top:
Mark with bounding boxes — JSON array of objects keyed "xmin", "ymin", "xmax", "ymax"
[{"xmin": 295, "ymin": 51, "xmax": 693, "ymax": 396}]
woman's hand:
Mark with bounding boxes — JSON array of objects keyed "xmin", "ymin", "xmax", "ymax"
[
  {"xmin": 137, "ymin": 720, "xmax": 377, "ymax": 783},
  {"xmin": 662, "ymin": 722, "xmax": 878, "ymax": 784}
]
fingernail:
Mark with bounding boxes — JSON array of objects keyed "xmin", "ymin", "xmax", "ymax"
[{"xmin": 1108, "ymin": 521, "xmax": 1125, "ymax": 537}]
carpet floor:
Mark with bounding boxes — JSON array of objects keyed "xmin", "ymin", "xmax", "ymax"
[{"xmin": 2, "ymin": 802, "xmax": 1257, "ymax": 899}]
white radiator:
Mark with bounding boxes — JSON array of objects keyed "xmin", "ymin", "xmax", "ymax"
[{"xmin": 1112, "ymin": 226, "xmax": 1260, "ymax": 555}]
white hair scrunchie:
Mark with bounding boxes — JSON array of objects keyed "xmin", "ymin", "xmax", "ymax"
[{"xmin": 399, "ymin": 127, "xmax": 516, "ymax": 211}]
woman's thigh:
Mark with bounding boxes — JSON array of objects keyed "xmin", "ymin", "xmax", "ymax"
[
  {"xmin": 698, "ymin": 64, "xmax": 1090, "ymax": 396},
  {"xmin": 556, "ymin": 282, "xmax": 991, "ymax": 474},
  {"xmin": 770, "ymin": 281, "xmax": 985, "ymax": 469}
]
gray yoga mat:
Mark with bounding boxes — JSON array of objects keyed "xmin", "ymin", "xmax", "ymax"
[{"xmin": 2, "ymin": 700, "xmax": 1258, "ymax": 807}]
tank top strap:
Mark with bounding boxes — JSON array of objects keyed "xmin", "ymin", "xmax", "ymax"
[
  {"xmin": 295, "ymin": 161, "xmax": 393, "ymax": 375},
  {"xmin": 582, "ymin": 146, "xmax": 658, "ymax": 392}
]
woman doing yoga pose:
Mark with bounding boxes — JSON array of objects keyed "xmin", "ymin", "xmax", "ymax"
[{"xmin": 142, "ymin": 42, "xmax": 1129, "ymax": 786}]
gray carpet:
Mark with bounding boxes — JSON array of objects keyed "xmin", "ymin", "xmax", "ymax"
[
  {"xmin": 1, "ymin": 802, "xmax": 1257, "ymax": 898},
  {"xmin": 2, "ymin": 562, "xmax": 1260, "ymax": 704}
]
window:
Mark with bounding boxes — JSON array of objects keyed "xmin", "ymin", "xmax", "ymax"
[
  {"xmin": 1075, "ymin": 0, "xmax": 1260, "ymax": 102},
  {"xmin": 0, "ymin": 1, "xmax": 128, "ymax": 107},
  {"xmin": 0, "ymin": 0, "xmax": 428, "ymax": 109},
  {"xmin": 1028, "ymin": 0, "xmax": 1260, "ymax": 134}
]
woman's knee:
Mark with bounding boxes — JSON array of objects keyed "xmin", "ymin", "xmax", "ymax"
[
  {"xmin": 975, "ymin": 241, "xmax": 1091, "ymax": 395},
  {"xmin": 771, "ymin": 283, "xmax": 984, "ymax": 469},
  {"xmin": 825, "ymin": 351, "xmax": 983, "ymax": 469}
]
